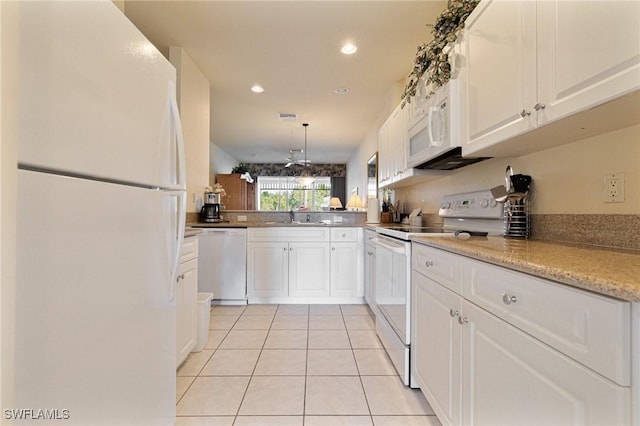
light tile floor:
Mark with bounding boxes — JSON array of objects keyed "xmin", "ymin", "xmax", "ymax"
[{"xmin": 176, "ymin": 304, "xmax": 441, "ymax": 426}]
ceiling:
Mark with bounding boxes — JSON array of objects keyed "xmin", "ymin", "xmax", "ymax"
[{"xmin": 124, "ymin": 1, "xmax": 446, "ymax": 164}]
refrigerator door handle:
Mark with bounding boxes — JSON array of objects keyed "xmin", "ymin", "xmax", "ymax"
[
  {"xmin": 168, "ymin": 80, "xmax": 187, "ymax": 191},
  {"xmin": 169, "ymin": 190, "xmax": 186, "ymax": 302}
]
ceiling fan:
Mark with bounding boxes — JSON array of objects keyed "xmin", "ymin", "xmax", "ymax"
[{"xmin": 284, "ymin": 148, "xmax": 311, "ymax": 168}]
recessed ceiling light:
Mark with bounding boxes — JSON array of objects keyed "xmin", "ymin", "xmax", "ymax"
[
  {"xmin": 335, "ymin": 88, "xmax": 349, "ymax": 94},
  {"xmin": 340, "ymin": 43, "xmax": 357, "ymax": 55},
  {"xmin": 251, "ymin": 84, "xmax": 264, "ymax": 93}
]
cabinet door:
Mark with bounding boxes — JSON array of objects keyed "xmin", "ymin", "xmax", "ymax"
[
  {"xmin": 364, "ymin": 243, "xmax": 376, "ymax": 310},
  {"xmin": 247, "ymin": 242, "xmax": 289, "ymax": 298},
  {"xmin": 461, "ymin": 300, "xmax": 630, "ymax": 426},
  {"xmin": 378, "ymin": 122, "xmax": 391, "ymax": 186},
  {"xmin": 289, "ymin": 242, "xmax": 330, "ymax": 297},
  {"xmin": 176, "ymin": 258, "xmax": 198, "ymax": 368},
  {"xmin": 216, "ymin": 174, "xmax": 247, "ymax": 210},
  {"xmin": 330, "ymin": 242, "xmax": 361, "ymax": 298},
  {"xmin": 461, "ymin": 0, "xmax": 537, "ymax": 155},
  {"xmin": 537, "ymin": 1, "xmax": 640, "ymax": 125},
  {"xmin": 412, "ymin": 272, "xmax": 461, "ymax": 426}
]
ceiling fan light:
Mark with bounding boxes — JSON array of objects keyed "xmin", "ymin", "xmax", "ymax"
[
  {"xmin": 251, "ymin": 84, "xmax": 264, "ymax": 93},
  {"xmin": 296, "ymin": 175, "xmax": 315, "ymax": 187},
  {"xmin": 340, "ymin": 43, "xmax": 357, "ymax": 55}
]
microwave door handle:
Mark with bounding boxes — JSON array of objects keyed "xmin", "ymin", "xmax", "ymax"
[{"xmin": 427, "ymin": 106, "xmax": 442, "ymax": 147}]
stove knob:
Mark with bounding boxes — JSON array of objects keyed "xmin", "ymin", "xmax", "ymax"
[
  {"xmin": 489, "ymin": 199, "xmax": 498, "ymax": 208},
  {"xmin": 480, "ymin": 199, "xmax": 489, "ymax": 208}
]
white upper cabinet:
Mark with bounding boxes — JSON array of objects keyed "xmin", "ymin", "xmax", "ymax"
[
  {"xmin": 537, "ymin": 1, "xmax": 640, "ymax": 123},
  {"xmin": 461, "ymin": 0, "xmax": 640, "ymax": 157},
  {"xmin": 378, "ymin": 104, "xmax": 409, "ymax": 188},
  {"xmin": 461, "ymin": 0, "xmax": 537, "ymax": 154}
]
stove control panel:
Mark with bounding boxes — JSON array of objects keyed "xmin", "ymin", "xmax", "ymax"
[{"xmin": 439, "ymin": 190, "xmax": 503, "ymax": 219}]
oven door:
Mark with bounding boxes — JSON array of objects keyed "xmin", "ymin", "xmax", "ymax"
[{"xmin": 374, "ymin": 235, "xmax": 411, "ymax": 346}]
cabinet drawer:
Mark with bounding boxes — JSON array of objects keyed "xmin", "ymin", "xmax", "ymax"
[
  {"xmin": 180, "ymin": 236, "xmax": 198, "ymax": 263},
  {"xmin": 365, "ymin": 229, "xmax": 377, "ymax": 243},
  {"xmin": 331, "ymin": 227, "xmax": 359, "ymax": 242},
  {"xmin": 462, "ymin": 257, "xmax": 631, "ymax": 386},
  {"xmin": 412, "ymin": 243, "xmax": 462, "ymax": 294},
  {"xmin": 248, "ymin": 227, "xmax": 330, "ymax": 242}
]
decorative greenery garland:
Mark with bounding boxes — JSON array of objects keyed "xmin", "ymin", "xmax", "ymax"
[{"xmin": 400, "ymin": 0, "xmax": 480, "ymax": 108}]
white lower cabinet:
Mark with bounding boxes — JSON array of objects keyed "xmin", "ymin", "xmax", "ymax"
[
  {"xmin": 412, "ymin": 272, "xmax": 461, "ymax": 426},
  {"xmin": 176, "ymin": 237, "xmax": 198, "ymax": 368},
  {"xmin": 289, "ymin": 242, "xmax": 331, "ymax": 297},
  {"xmin": 461, "ymin": 299, "xmax": 630, "ymax": 426},
  {"xmin": 411, "ymin": 243, "xmax": 632, "ymax": 426},
  {"xmin": 247, "ymin": 242, "xmax": 289, "ymax": 298},
  {"xmin": 364, "ymin": 230, "xmax": 377, "ymax": 311},
  {"xmin": 247, "ymin": 227, "xmax": 363, "ymax": 302}
]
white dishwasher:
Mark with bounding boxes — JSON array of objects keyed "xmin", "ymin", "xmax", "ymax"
[{"xmin": 197, "ymin": 228, "xmax": 247, "ymax": 304}]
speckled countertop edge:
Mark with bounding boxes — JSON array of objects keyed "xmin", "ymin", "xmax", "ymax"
[
  {"xmin": 187, "ymin": 222, "xmax": 358, "ymax": 228},
  {"xmin": 411, "ymin": 236, "xmax": 640, "ymax": 302}
]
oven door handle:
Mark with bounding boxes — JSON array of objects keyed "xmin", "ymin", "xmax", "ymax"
[{"xmin": 372, "ymin": 238, "xmax": 407, "ymax": 254}]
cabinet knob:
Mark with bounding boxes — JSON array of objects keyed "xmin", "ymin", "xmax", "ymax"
[
  {"xmin": 457, "ymin": 315, "xmax": 468, "ymax": 325},
  {"xmin": 502, "ymin": 293, "xmax": 517, "ymax": 305},
  {"xmin": 520, "ymin": 109, "xmax": 531, "ymax": 118},
  {"xmin": 425, "ymin": 260, "xmax": 434, "ymax": 268},
  {"xmin": 283, "ymin": 247, "xmax": 287, "ymax": 251},
  {"xmin": 449, "ymin": 309, "xmax": 459, "ymax": 318},
  {"xmin": 289, "ymin": 247, "xmax": 293, "ymax": 251},
  {"xmin": 533, "ymin": 103, "xmax": 546, "ymax": 111},
  {"xmin": 332, "ymin": 247, "xmax": 336, "ymax": 251},
  {"xmin": 176, "ymin": 273, "xmax": 185, "ymax": 282}
]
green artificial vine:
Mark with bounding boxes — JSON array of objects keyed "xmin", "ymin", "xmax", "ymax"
[{"xmin": 400, "ymin": 0, "xmax": 480, "ymax": 108}]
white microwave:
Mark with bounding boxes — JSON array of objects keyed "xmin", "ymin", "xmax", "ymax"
[{"xmin": 406, "ymin": 79, "xmax": 486, "ymax": 170}]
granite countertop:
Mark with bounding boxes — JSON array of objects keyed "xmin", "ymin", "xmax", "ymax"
[
  {"xmin": 184, "ymin": 228, "xmax": 203, "ymax": 237},
  {"xmin": 412, "ymin": 235, "xmax": 640, "ymax": 302},
  {"xmin": 188, "ymin": 221, "xmax": 358, "ymax": 228}
]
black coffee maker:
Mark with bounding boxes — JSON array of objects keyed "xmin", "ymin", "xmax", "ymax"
[{"xmin": 200, "ymin": 192, "xmax": 221, "ymax": 222}]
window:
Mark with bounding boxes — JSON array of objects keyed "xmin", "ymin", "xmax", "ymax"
[{"xmin": 257, "ymin": 177, "xmax": 331, "ymax": 211}]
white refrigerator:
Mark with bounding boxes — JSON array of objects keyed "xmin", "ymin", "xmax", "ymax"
[{"xmin": 11, "ymin": 1, "xmax": 185, "ymax": 425}]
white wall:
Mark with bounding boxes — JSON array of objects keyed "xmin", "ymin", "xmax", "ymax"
[
  {"xmin": 169, "ymin": 47, "xmax": 210, "ymax": 212},
  {"xmin": 395, "ymin": 124, "xmax": 640, "ymax": 216},
  {"xmin": 209, "ymin": 142, "xmax": 239, "ymax": 184},
  {"xmin": 1, "ymin": 0, "xmax": 19, "ymax": 409}
]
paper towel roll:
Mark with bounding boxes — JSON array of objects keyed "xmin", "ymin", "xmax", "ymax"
[{"xmin": 367, "ymin": 198, "xmax": 380, "ymax": 223}]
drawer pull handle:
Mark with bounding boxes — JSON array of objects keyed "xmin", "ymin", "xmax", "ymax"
[
  {"xmin": 520, "ymin": 109, "xmax": 531, "ymax": 118},
  {"xmin": 533, "ymin": 102, "xmax": 546, "ymax": 111},
  {"xmin": 449, "ymin": 309, "xmax": 459, "ymax": 318},
  {"xmin": 425, "ymin": 261, "xmax": 434, "ymax": 268},
  {"xmin": 176, "ymin": 273, "xmax": 185, "ymax": 282},
  {"xmin": 502, "ymin": 293, "xmax": 517, "ymax": 305},
  {"xmin": 457, "ymin": 316, "xmax": 468, "ymax": 325}
]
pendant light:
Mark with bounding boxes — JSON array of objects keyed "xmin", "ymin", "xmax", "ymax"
[{"xmin": 296, "ymin": 123, "xmax": 315, "ymax": 186}]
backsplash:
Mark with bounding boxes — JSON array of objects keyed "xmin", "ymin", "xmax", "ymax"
[{"xmin": 531, "ymin": 214, "xmax": 640, "ymax": 251}]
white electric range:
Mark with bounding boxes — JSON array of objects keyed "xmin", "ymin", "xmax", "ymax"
[{"xmin": 373, "ymin": 190, "xmax": 503, "ymax": 387}]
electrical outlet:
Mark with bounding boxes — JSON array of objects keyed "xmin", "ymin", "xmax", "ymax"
[
  {"xmin": 238, "ymin": 215, "xmax": 247, "ymax": 222},
  {"xmin": 604, "ymin": 173, "xmax": 625, "ymax": 203}
]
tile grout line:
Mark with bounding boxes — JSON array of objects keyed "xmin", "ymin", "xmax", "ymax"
[
  {"xmin": 343, "ymin": 305, "xmax": 376, "ymax": 424},
  {"xmin": 231, "ymin": 305, "xmax": 277, "ymax": 423}
]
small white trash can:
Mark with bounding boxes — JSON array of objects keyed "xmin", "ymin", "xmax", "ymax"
[{"xmin": 192, "ymin": 292, "xmax": 213, "ymax": 352}]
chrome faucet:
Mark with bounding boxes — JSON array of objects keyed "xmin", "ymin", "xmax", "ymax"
[
  {"xmin": 306, "ymin": 213, "xmax": 311, "ymax": 223},
  {"xmin": 289, "ymin": 210, "xmax": 295, "ymax": 223}
]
